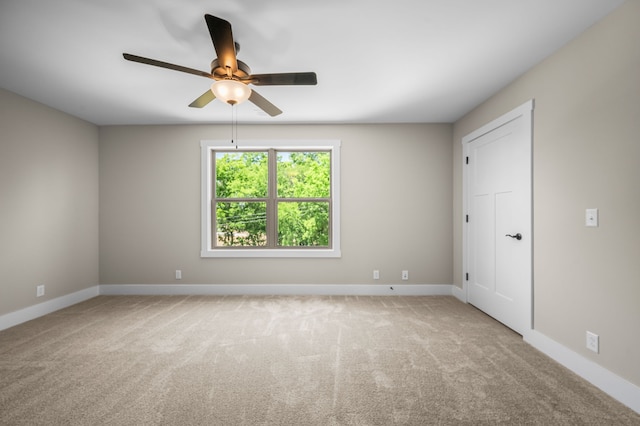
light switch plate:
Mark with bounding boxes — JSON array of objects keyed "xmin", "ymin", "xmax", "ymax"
[
  {"xmin": 585, "ymin": 208, "xmax": 598, "ymax": 227},
  {"xmin": 586, "ymin": 331, "xmax": 599, "ymax": 353}
]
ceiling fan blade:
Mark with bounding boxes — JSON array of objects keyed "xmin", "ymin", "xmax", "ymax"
[
  {"xmin": 204, "ymin": 15, "xmax": 238, "ymax": 74},
  {"xmin": 123, "ymin": 53, "xmax": 214, "ymax": 79},
  {"xmin": 250, "ymin": 72, "xmax": 318, "ymax": 86},
  {"xmin": 189, "ymin": 90, "xmax": 216, "ymax": 108},
  {"xmin": 248, "ymin": 90, "xmax": 282, "ymax": 117}
]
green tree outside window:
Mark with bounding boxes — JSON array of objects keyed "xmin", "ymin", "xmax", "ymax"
[{"xmin": 214, "ymin": 150, "xmax": 331, "ymax": 248}]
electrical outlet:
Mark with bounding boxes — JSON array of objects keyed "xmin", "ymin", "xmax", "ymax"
[
  {"xmin": 175, "ymin": 270, "xmax": 182, "ymax": 280},
  {"xmin": 373, "ymin": 270, "xmax": 380, "ymax": 280},
  {"xmin": 401, "ymin": 270, "xmax": 409, "ymax": 280},
  {"xmin": 585, "ymin": 208, "xmax": 599, "ymax": 227},
  {"xmin": 36, "ymin": 285, "xmax": 45, "ymax": 297},
  {"xmin": 586, "ymin": 331, "xmax": 599, "ymax": 353}
]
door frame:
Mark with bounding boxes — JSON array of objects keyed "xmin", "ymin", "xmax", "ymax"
[{"xmin": 461, "ymin": 99, "xmax": 534, "ymax": 335}]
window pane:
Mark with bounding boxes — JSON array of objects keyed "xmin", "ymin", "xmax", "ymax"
[
  {"xmin": 277, "ymin": 152, "xmax": 330, "ymax": 198},
  {"xmin": 216, "ymin": 152, "xmax": 268, "ymax": 198},
  {"xmin": 216, "ymin": 202, "xmax": 267, "ymax": 246},
  {"xmin": 278, "ymin": 202, "xmax": 329, "ymax": 247}
]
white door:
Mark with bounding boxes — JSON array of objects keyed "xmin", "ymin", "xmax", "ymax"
[{"xmin": 464, "ymin": 101, "xmax": 532, "ymax": 335}]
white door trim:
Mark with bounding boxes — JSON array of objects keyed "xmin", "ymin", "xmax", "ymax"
[{"xmin": 461, "ymin": 99, "xmax": 534, "ymax": 334}]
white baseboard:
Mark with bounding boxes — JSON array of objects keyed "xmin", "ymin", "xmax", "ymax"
[
  {"xmin": 0, "ymin": 286, "xmax": 99, "ymax": 331},
  {"xmin": 99, "ymin": 283, "xmax": 454, "ymax": 297},
  {"xmin": 524, "ymin": 329, "xmax": 640, "ymax": 414},
  {"xmin": 452, "ymin": 284, "xmax": 466, "ymax": 302}
]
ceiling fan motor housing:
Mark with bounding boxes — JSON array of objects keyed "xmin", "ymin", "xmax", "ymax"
[{"xmin": 211, "ymin": 59, "xmax": 251, "ymax": 81}]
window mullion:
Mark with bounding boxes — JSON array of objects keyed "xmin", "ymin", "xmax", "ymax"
[
  {"xmin": 267, "ymin": 149, "xmax": 277, "ymax": 248},
  {"xmin": 211, "ymin": 149, "xmax": 216, "ymax": 248}
]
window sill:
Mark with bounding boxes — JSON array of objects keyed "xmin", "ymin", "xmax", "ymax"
[{"xmin": 200, "ymin": 248, "xmax": 341, "ymax": 258}]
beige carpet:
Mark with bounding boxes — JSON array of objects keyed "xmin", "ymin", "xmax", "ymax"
[{"xmin": 0, "ymin": 295, "xmax": 638, "ymax": 425}]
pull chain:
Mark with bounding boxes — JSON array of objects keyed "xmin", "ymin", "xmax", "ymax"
[
  {"xmin": 230, "ymin": 104, "xmax": 234, "ymax": 146},
  {"xmin": 230, "ymin": 104, "xmax": 239, "ymax": 149},
  {"xmin": 234, "ymin": 104, "xmax": 238, "ymax": 149}
]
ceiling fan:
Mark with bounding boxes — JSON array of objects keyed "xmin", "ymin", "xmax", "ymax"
[{"xmin": 123, "ymin": 14, "xmax": 317, "ymax": 117}]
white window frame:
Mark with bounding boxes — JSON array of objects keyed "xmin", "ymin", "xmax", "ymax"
[{"xmin": 200, "ymin": 139, "xmax": 341, "ymax": 258}]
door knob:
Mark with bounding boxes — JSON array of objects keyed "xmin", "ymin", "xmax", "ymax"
[{"xmin": 505, "ymin": 233, "xmax": 522, "ymax": 240}]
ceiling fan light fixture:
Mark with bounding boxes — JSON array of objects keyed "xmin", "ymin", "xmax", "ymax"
[{"xmin": 211, "ymin": 79, "xmax": 251, "ymax": 105}]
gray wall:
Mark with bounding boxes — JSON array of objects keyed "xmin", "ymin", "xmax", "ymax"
[
  {"xmin": 99, "ymin": 124, "xmax": 453, "ymax": 286},
  {"xmin": 453, "ymin": 1, "xmax": 640, "ymax": 387},
  {"xmin": 0, "ymin": 88, "xmax": 99, "ymax": 316}
]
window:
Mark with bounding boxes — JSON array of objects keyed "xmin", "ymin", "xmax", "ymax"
[{"xmin": 201, "ymin": 140, "xmax": 341, "ymax": 258}]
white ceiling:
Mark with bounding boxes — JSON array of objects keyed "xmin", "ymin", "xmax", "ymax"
[{"xmin": 0, "ymin": 0, "xmax": 624, "ymax": 126}]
